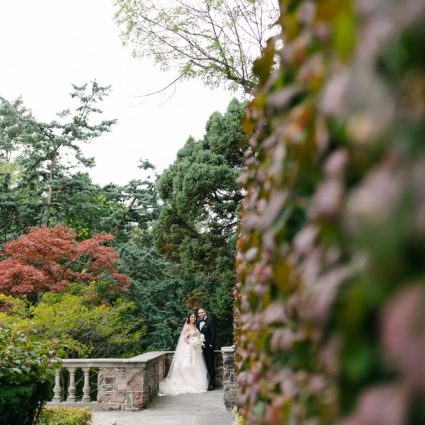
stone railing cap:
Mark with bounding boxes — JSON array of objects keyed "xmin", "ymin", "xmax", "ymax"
[
  {"xmin": 52, "ymin": 349, "xmax": 225, "ymax": 369},
  {"xmin": 53, "ymin": 351, "xmax": 167, "ymax": 368},
  {"xmin": 130, "ymin": 351, "xmax": 165, "ymax": 362},
  {"xmin": 221, "ymin": 345, "xmax": 235, "ymax": 353}
]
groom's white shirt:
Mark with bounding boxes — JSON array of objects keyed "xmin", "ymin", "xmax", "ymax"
[{"xmin": 200, "ymin": 316, "xmax": 207, "ymax": 330}]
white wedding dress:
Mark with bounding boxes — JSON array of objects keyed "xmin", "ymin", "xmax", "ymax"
[{"xmin": 159, "ymin": 327, "xmax": 208, "ymax": 396}]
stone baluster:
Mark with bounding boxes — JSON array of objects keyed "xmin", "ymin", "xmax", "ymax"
[
  {"xmin": 66, "ymin": 367, "xmax": 77, "ymax": 402},
  {"xmin": 81, "ymin": 367, "xmax": 91, "ymax": 402},
  {"xmin": 52, "ymin": 369, "xmax": 62, "ymax": 402},
  {"xmin": 221, "ymin": 345, "xmax": 236, "ymax": 410}
]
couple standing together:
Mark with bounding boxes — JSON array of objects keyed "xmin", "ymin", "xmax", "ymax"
[{"xmin": 159, "ymin": 308, "xmax": 216, "ymax": 396}]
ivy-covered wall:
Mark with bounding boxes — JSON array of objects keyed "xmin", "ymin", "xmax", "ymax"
[{"xmin": 236, "ymin": 0, "xmax": 425, "ymax": 423}]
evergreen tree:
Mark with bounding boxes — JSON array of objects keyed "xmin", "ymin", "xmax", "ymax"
[
  {"xmin": 154, "ymin": 98, "xmax": 246, "ymax": 346},
  {"xmin": 118, "ymin": 230, "xmax": 198, "ymax": 351},
  {"xmin": 0, "ymin": 82, "xmax": 116, "ymax": 236},
  {"xmin": 0, "ymin": 97, "xmax": 37, "ymax": 242}
]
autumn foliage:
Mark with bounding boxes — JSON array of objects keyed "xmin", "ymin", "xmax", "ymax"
[{"xmin": 0, "ymin": 225, "xmax": 129, "ymax": 296}]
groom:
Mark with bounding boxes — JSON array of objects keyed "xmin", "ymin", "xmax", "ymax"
[{"xmin": 197, "ymin": 307, "xmax": 216, "ymax": 391}]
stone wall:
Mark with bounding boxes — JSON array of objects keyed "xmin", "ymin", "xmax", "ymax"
[
  {"xmin": 97, "ymin": 352, "xmax": 166, "ymax": 411},
  {"xmin": 97, "ymin": 367, "xmax": 145, "ymax": 410}
]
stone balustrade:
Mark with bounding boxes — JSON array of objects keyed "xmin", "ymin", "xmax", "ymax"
[
  {"xmin": 50, "ymin": 350, "xmax": 225, "ymax": 411},
  {"xmin": 51, "ymin": 352, "xmax": 166, "ymax": 410}
]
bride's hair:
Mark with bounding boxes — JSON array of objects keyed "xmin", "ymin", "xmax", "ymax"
[{"xmin": 186, "ymin": 311, "xmax": 198, "ymax": 324}]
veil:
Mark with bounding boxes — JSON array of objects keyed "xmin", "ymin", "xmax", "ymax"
[{"xmin": 164, "ymin": 321, "xmax": 187, "ymax": 379}]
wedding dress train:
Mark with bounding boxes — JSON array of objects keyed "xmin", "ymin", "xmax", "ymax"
[{"xmin": 159, "ymin": 329, "xmax": 208, "ymax": 396}]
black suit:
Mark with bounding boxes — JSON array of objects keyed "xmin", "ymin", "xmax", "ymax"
[{"xmin": 197, "ymin": 316, "xmax": 216, "ymax": 388}]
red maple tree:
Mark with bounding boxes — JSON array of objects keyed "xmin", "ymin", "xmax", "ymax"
[{"xmin": 0, "ymin": 225, "xmax": 129, "ymax": 296}]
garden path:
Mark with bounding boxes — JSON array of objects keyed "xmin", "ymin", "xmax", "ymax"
[{"xmin": 91, "ymin": 389, "xmax": 233, "ymax": 425}]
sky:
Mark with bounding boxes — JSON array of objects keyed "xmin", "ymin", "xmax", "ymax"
[{"xmin": 0, "ymin": 0, "xmax": 236, "ymax": 185}]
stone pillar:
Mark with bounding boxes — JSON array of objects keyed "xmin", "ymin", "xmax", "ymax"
[{"xmin": 221, "ymin": 345, "xmax": 236, "ymax": 411}]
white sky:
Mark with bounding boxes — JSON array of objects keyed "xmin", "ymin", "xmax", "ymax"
[{"xmin": 0, "ymin": 0, "xmax": 236, "ymax": 185}]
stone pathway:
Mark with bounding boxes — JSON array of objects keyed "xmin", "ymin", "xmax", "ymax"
[{"xmin": 92, "ymin": 389, "xmax": 233, "ymax": 425}]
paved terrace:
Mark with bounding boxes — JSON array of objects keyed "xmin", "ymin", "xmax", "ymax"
[{"xmin": 92, "ymin": 389, "xmax": 233, "ymax": 425}]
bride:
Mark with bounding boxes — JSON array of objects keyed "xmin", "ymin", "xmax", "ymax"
[{"xmin": 159, "ymin": 312, "xmax": 209, "ymax": 396}]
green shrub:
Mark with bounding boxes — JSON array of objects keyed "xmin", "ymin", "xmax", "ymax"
[
  {"xmin": 0, "ymin": 285, "xmax": 145, "ymax": 359},
  {"xmin": 0, "ymin": 326, "xmax": 56, "ymax": 425},
  {"xmin": 40, "ymin": 406, "xmax": 91, "ymax": 425},
  {"xmin": 0, "ymin": 327, "xmax": 53, "ymax": 384},
  {"xmin": 0, "ymin": 382, "xmax": 50, "ymax": 425}
]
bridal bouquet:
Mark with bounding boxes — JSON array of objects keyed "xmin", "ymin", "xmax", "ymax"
[{"xmin": 189, "ymin": 334, "xmax": 205, "ymax": 351}]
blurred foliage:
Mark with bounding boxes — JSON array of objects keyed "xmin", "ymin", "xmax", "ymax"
[{"xmin": 236, "ymin": 0, "xmax": 425, "ymax": 423}]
